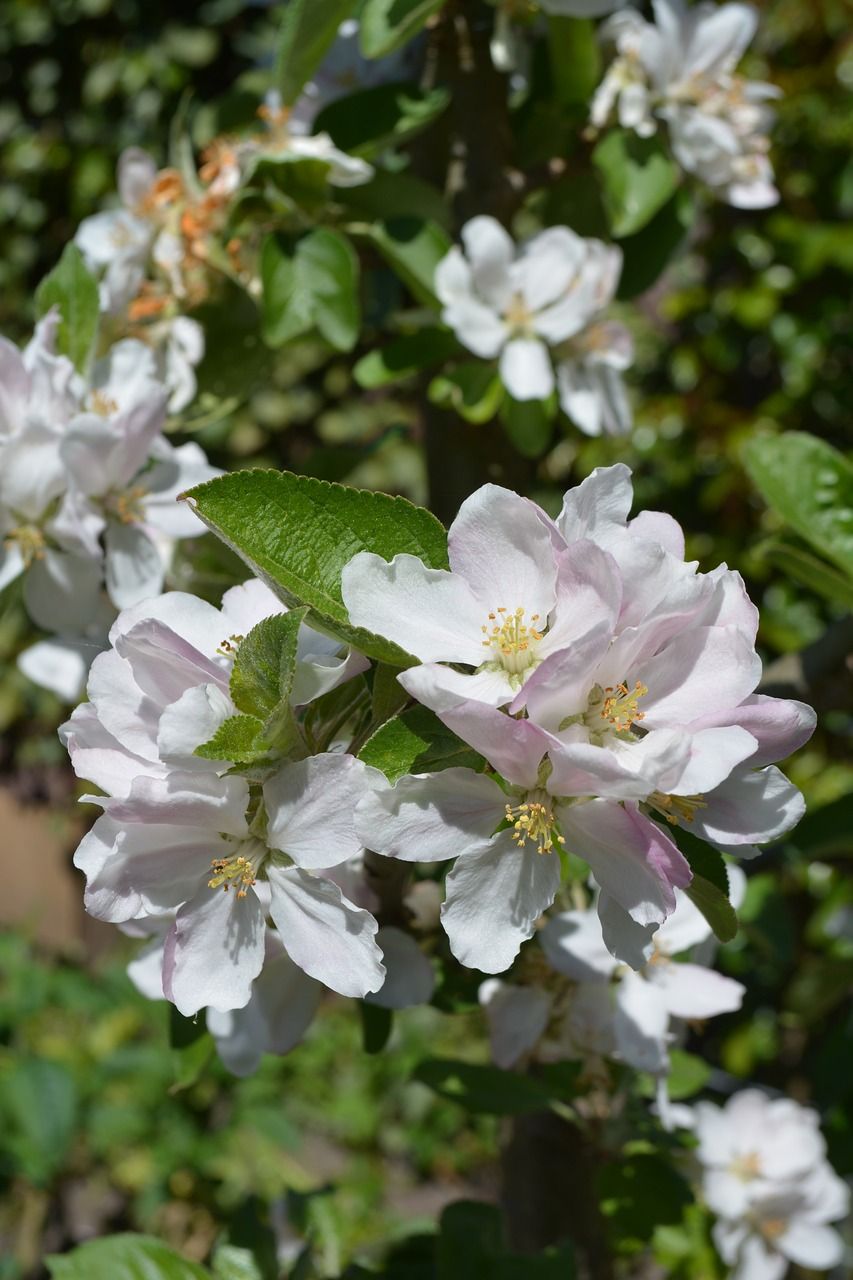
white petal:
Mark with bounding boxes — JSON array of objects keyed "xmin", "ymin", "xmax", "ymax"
[
  {"xmin": 105, "ymin": 523, "xmax": 166, "ymax": 610},
  {"xmin": 557, "ymin": 463, "xmax": 633, "ymax": 545},
  {"xmin": 479, "ymin": 981, "xmax": 553, "ymax": 1069},
  {"xmin": 649, "ymin": 961, "xmax": 744, "ymax": 1019},
  {"xmin": 208, "ymin": 945, "xmax": 322, "ymax": 1076},
  {"xmin": 264, "ymin": 753, "xmax": 378, "ymax": 869},
  {"xmin": 461, "ymin": 215, "xmax": 515, "ymax": 309},
  {"xmin": 692, "ymin": 766, "xmax": 805, "ymax": 846},
  {"xmin": 398, "ymin": 659, "xmax": 517, "ymax": 711},
  {"xmin": 163, "ymin": 884, "xmax": 265, "ymax": 1016},
  {"xmin": 17, "ymin": 637, "xmax": 91, "ymax": 702},
  {"xmin": 638, "ymin": 626, "xmax": 762, "ymax": 727},
  {"xmin": 540, "ymin": 910, "xmax": 618, "ymax": 982},
  {"xmin": 597, "ymin": 892, "xmax": 657, "ymax": 969},
  {"xmin": 441, "ymin": 832, "xmax": 561, "ymax": 973},
  {"xmin": 341, "ymin": 552, "xmax": 486, "ymax": 664},
  {"xmin": 368, "ymin": 927, "xmax": 436, "ymax": 1009},
  {"xmin": 499, "ymin": 338, "xmax": 554, "ymax": 401},
  {"xmin": 266, "ymin": 865, "xmax": 385, "ymax": 997},
  {"xmin": 157, "ymin": 682, "xmax": 233, "ymax": 762},
  {"xmin": 24, "ymin": 551, "xmax": 103, "ymax": 635},
  {"xmin": 355, "ymin": 768, "xmax": 503, "ymax": 863},
  {"xmin": 613, "ymin": 969, "xmax": 670, "ymax": 1073},
  {"xmin": 448, "ymin": 483, "xmax": 558, "ymax": 620}
]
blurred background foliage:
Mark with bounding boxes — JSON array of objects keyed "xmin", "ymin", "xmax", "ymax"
[{"xmin": 0, "ymin": 0, "xmax": 851, "ymax": 1276}]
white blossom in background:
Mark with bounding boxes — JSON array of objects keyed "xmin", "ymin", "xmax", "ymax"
[
  {"xmin": 241, "ymin": 91, "xmax": 374, "ymax": 188},
  {"xmin": 0, "ymin": 311, "xmax": 217, "ymax": 699},
  {"xmin": 435, "ymin": 216, "xmax": 633, "ymax": 436},
  {"xmin": 591, "ymin": 0, "xmax": 780, "ymax": 208},
  {"xmin": 345, "ymin": 465, "xmax": 813, "ymax": 970},
  {"xmin": 688, "ymin": 1090, "xmax": 851, "ymax": 1279},
  {"xmin": 62, "ymin": 581, "xmax": 389, "ymax": 1015}
]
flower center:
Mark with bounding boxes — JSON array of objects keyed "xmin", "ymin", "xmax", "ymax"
[
  {"xmin": 207, "ymin": 837, "xmax": 267, "ymax": 898},
  {"xmin": 503, "ymin": 291, "xmax": 535, "ymax": 337},
  {"xmin": 505, "ymin": 791, "xmax": 565, "ymax": 856},
  {"xmin": 106, "ymin": 484, "xmax": 148, "ymax": 524},
  {"xmin": 757, "ymin": 1216, "xmax": 787, "ymax": 1243},
  {"xmin": 729, "ymin": 1151, "xmax": 762, "ymax": 1182},
  {"xmin": 89, "ymin": 389, "xmax": 119, "ymax": 417},
  {"xmin": 649, "ymin": 792, "xmax": 707, "ymax": 826},
  {"xmin": 216, "ymin": 633, "xmax": 244, "ymax": 659},
  {"xmin": 481, "ymin": 606, "xmax": 543, "ymax": 677},
  {"xmin": 4, "ymin": 524, "xmax": 46, "ymax": 567}
]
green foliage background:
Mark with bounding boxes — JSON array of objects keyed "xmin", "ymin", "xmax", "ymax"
[{"xmin": 0, "ymin": 1, "xmax": 850, "ymax": 1276}]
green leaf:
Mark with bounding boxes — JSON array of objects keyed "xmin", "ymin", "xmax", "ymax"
[
  {"xmin": 501, "ymin": 396, "xmax": 554, "ymax": 457},
  {"xmin": 429, "ymin": 363, "xmax": 504, "ymax": 424},
  {"xmin": 230, "ymin": 611, "xmax": 305, "ymax": 720},
  {"xmin": 593, "ymin": 130, "xmax": 680, "ymax": 238},
  {"xmin": 359, "ymin": 705, "xmax": 485, "ymax": 782},
  {"xmin": 315, "ymin": 82, "xmax": 450, "ymax": 156},
  {"xmin": 757, "ymin": 538, "xmax": 853, "ymax": 610},
  {"xmin": 194, "ymin": 714, "xmax": 266, "ymax": 763},
  {"xmin": 673, "ymin": 829, "xmax": 737, "ymax": 943},
  {"xmin": 274, "ymin": 0, "xmax": 358, "ymax": 105},
  {"xmin": 367, "ymin": 217, "xmax": 452, "ymax": 305},
  {"xmin": 211, "ymin": 1245, "xmax": 264, "ymax": 1280},
  {"xmin": 599, "ymin": 1154, "xmax": 692, "ymax": 1244},
  {"xmin": 371, "ymin": 662, "xmax": 410, "ymax": 724},
  {"xmin": 617, "ymin": 191, "xmax": 694, "ymax": 299},
  {"xmin": 340, "ymin": 168, "xmax": 452, "ymax": 228},
  {"xmin": 547, "ymin": 16, "xmax": 600, "ymax": 107},
  {"xmin": 354, "ymin": 327, "xmax": 459, "ymax": 389},
  {"xmin": 742, "ymin": 433, "xmax": 853, "ymax": 580},
  {"xmin": 438, "ymin": 1201, "xmax": 576, "ymax": 1279},
  {"xmin": 360, "ymin": 1001, "xmax": 393, "ymax": 1054},
  {"xmin": 46, "ymin": 1235, "xmax": 211, "ymax": 1280},
  {"xmin": 413, "ymin": 1059, "xmax": 557, "ymax": 1115},
  {"xmin": 360, "ymin": 0, "xmax": 446, "ymax": 58},
  {"xmin": 168, "ymin": 1007, "xmax": 214, "ymax": 1090},
  {"xmin": 792, "ymin": 793, "xmax": 853, "ymax": 859},
  {"xmin": 261, "ymin": 230, "xmax": 361, "ymax": 351},
  {"xmin": 34, "ymin": 243, "xmax": 100, "ymax": 374},
  {"xmin": 639, "ymin": 1049, "xmax": 711, "ymax": 1102},
  {"xmin": 1, "ymin": 1058, "xmax": 77, "ymax": 1185},
  {"xmin": 183, "ymin": 469, "xmax": 448, "ymax": 666}
]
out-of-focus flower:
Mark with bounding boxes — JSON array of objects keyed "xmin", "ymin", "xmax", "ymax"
[
  {"xmin": 434, "ymin": 216, "xmax": 633, "ymax": 435},
  {"xmin": 591, "ymin": 0, "xmax": 780, "ymax": 207}
]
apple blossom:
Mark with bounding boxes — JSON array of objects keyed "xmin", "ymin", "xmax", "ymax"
[
  {"xmin": 434, "ymin": 216, "xmax": 633, "ymax": 434},
  {"xmin": 591, "ymin": 0, "xmax": 780, "ymax": 208}
]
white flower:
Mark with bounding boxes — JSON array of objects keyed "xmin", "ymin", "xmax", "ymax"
[
  {"xmin": 75, "ymin": 148, "xmax": 158, "ymax": 314},
  {"xmin": 434, "ymin": 216, "xmax": 633, "ymax": 434},
  {"xmin": 244, "ymin": 91, "xmax": 374, "ymax": 188},
  {"xmin": 592, "ymin": 0, "xmax": 780, "ymax": 208}
]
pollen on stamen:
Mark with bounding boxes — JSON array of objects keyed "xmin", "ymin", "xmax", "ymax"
[
  {"xmin": 208, "ymin": 854, "xmax": 256, "ymax": 898},
  {"xmin": 504, "ymin": 799, "xmax": 565, "ymax": 857}
]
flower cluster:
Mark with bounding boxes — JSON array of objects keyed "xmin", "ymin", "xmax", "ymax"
[
  {"xmin": 0, "ymin": 311, "xmax": 216, "ymax": 699},
  {"xmin": 480, "ymin": 865, "xmax": 746, "ymax": 1114},
  {"xmin": 688, "ymin": 1090, "xmax": 850, "ymax": 1279},
  {"xmin": 435, "ymin": 216, "xmax": 633, "ymax": 435},
  {"xmin": 344, "ymin": 464, "xmax": 813, "ymax": 971},
  {"xmin": 591, "ymin": 0, "xmax": 780, "ymax": 208},
  {"xmin": 74, "ymin": 92, "xmax": 372, "ymax": 409}
]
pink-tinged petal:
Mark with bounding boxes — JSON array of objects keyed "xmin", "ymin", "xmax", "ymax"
[
  {"xmin": 668, "ymin": 725, "xmax": 758, "ymax": 796},
  {"xmin": 264, "ymin": 753, "xmax": 378, "ymax": 870},
  {"xmin": 95, "ymin": 825, "xmax": 229, "ymax": 917},
  {"xmin": 368, "ymin": 927, "xmax": 436, "ymax": 1009},
  {"xmin": 777, "ymin": 1223, "xmax": 845, "ymax": 1271},
  {"xmin": 266, "ymin": 865, "xmax": 385, "ymax": 997},
  {"xmin": 548, "ymin": 730, "xmax": 692, "ymax": 801},
  {"xmin": 510, "ymin": 624, "xmax": 611, "ymax": 728},
  {"xmin": 115, "ymin": 618, "xmax": 229, "ymax": 705},
  {"xmin": 563, "ymin": 800, "xmax": 691, "ymax": 928},
  {"xmin": 612, "ymin": 970, "xmax": 670, "ymax": 1073},
  {"xmin": 637, "ymin": 626, "xmax": 762, "ymax": 727},
  {"xmin": 697, "ymin": 566, "xmax": 759, "ymax": 643},
  {"xmin": 628, "ymin": 509, "xmax": 685, "ymax": 559},
  {"xmin": 596, "ymin": 892, "xmax": 657, "ymax": 970},
  {"xmin": 86, "ymin": 648, "xmax": 160, "ymax": 762},
  {"xmin": 687, "ymin": 694, "xmax": 816, "ymax": 768},
  {"xmin": 103, "ymin": 771, "xmax": 250, "ymax": 837},
  {"xmin": 431, "ymin": 697, "xmax": 551, "ymax": 789},
  {"xmin": 499, "ymin": 338, "xmax": 554, "ymax": 401},
  {"xmin": 399, "ymin": 660, "xmax": 517, "ymax": 710},
  {"xmin": 157, "ymin": 683, "xmax": 233, "ymax": 762},
  {"xmin": 448, "ymin": 484, "xmax": 559, "ymax": 620},
  {"xmin": 73, "ymin": 816, "xmax": 142, "ymax": 922},
  {"xmin": 61, "ymin": 701, "xmax": 163, "ymax": 796},
  {"xmin": 649, "ymin": 961, "xmax": 745, "ymax": 1020},
  {"xmin": 539, "ymin": 910, "xmax": 617, "ymax": 982},
  {"xmin": 109, "ymin": 589, "xmax": 225, "ymax": 654},
  {"xmin": 479, "ymin": 980, "xmax": 553, "ymax": 1069},
  {"xmin": 207, "ymin": 946, "xmax": 322, "ymax": 1076},
  {"xmin": 163, "ymin": 884, "xmax": 265, "ymax": 1016},
  {"xmin": 341, "ymin": 552, "xmax": 485, "ymax": 664},
  {"xmin": 355, "ymin": 769, "xmax": 503, "ymax": 863},
  {"xmin": 538, "ymin": 541, "xmax": 622, "ymax": 657},
  {"xmin": 441, "ymin": 831, "xmax": 561, "ymax": 973},
  {"xmin": 691, "ymin": 766, "xmax": 805, "ymax": 846},
  {"xmin": 556, "ymin": 463, "xmax": 633, "ymax": 546}
]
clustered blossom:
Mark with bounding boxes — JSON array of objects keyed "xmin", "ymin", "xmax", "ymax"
[
  {"xmin": 75, "ymin": 92, "xmax": 372, "ymax": 410},
  {"xmin": 435, "ymin": 216, "xmax": 633, "ymax": 436},
  {"xmin": 344, "ymin": 465, "xmax": 813, "ymax": 971},
  {"xmin": 0, "ymin": 311, "xmax": 216, "ymax": 699},
  {"xmin": 480, "ymin": 867, "xmax": 746, "ymax": 1115},
  {"xmin": 591, "ymin": 0, "xmax": 780, "ymax": 208},
  {"xmin": 687, "ymin": 1090, "xmax": 850, "ymax": 1279}
]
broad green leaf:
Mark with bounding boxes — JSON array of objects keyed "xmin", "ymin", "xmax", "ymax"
[
  {"xmin": 501, "ymin": 396, "xmax": 554, "ymax": 457},
  {"xmin": 617, "ymin": 190, "xmax": 694, "ymax": 299},
  {"xmin": 194, "ymin": 714, "xmax": 266, "ymax": 763},
  {"xmin": 315, "ymin": 82, "xmax": 450, "ymax": 156},
  {"xmin": 359, "ymin": 705, "xmax": 485, "ymax": 782},
  {"xmin": 168, "ymin": 1006, "xmax": 214, "ymax": 1090},
  {"xmin": 674, "ymin": 829, "xmax": 737, "ymax": 943},
  {"xmin": 791, "ymin": 793, "xmax": 853, "ymax": 859},
  {"xmin": 46, "ymin": 1235, "xmax": 211, "ymax": 1280},
  {"xmin": 639, "ymin": 1049, "xmax": 711, "ymax": 1101},
  {"xmin": 370, "ymin": 662, "xmax": 410, "ymax": 724},
  {"xmin": 547, "ymin": 16, "xmax": 600, "ymax": 107},
  {"xmin": 183, "ymin": 469, "xmax": 448, "ymax": 665},
  {"xmin": 341, "ymin": 168, "xmax": 452, "ymax": 228},
  {"xmin": 261, "ymin": 230, "xmax": 361, "ymax": 351},
  {"xmin": 212, "ymin": 1245, "xmax": 264, "ymax": 1280},
  {"xmin": 742, "ymin": 433, "xmax": 853, "ymax": 580},
  {"xmin": 367, "ymin": 217, "xmax": 452, "ymax": 305},
  {"xmin": 34, "ymin": 243, "xmax": 99, "ymax": 374},
  {"xmin": 413, "ymin": 1058, "xmax": 557, "ymax": 1115},
  {"xmin": 354, "ymin": 327, "xmax": 459, "ymax": 389},
  {"xmin": 757, "ymin": 539, "xmax": 853, "ymax": 610},
  {"xmin": 438, "ymin": 1201, "xmax": 576, "ymax": 1279},
  {"xmin": 360, "ymin": 0, "xmax": 446, "ymax": 58},
  {"xmin": 1, "ymin": 1058, "xmax": 77, "ymax": 1184},
  {"xmin": 230, "ymin": 611, "xmax": 306, "ymax": 721},
  {"xmin": 593, "ymin": 130, "xmax": 680, "ymax": 238},
  {"xmin": 429, "ymin": 363, "xmax": 504, "ymax": 424},
  {"xmin": 297, "ymin": 228, "xmax": 361, "ymax": 351},
  {"xmin": 598, "ymin": 1154, "xmax": 693, "ymax": 1243},
  {"xmin": 274, "ymin": 0, "xmax": 358, "ymax": 105},
  {"xmin": 260, "ymin": 235, "xmax": 313, "ymax": 347}
]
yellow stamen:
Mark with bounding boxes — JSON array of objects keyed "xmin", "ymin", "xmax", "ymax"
[
  {"xmin": 505, "ymin": 793, "xmax": 565, "ymax": 856},
  {"xmin": 649, "ymin": 792, "xmax": 707, "ymax": 825},
  {"xmin": 107, "ymin": 484, "xmax": 148, "ymax": 525},
  {"xmin": 480, "ymin": 606, "xmax": 543, "ymax": 676},
  {"xmin": 207, "ymin": 854, "xmax": 257, "ymax": 899},
  {"xmin": 90, "ymin": 389, "xmax": 119, "ymax": 417},
  {"xmin": 216, "ymin": 633, "xmax": 244, "ymax": 658},
  {"xmin": 4, "ymin": 524, "xmax": 46, "ymax": 567}
]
